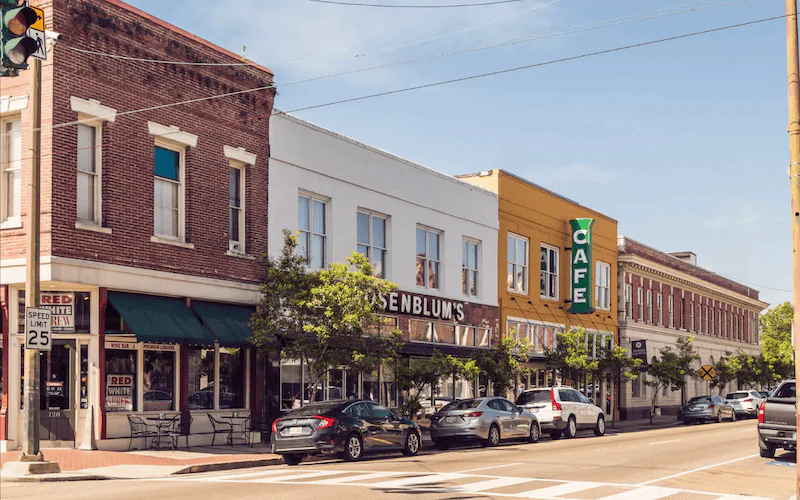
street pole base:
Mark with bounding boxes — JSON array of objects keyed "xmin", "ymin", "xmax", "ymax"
[
  {"xmin": 2, "ymin": 460, "xmax": 61, "ymax": 475},
  {"xmin": 19, "ymin": 452, "xmax": 44, "ymax": 462}
]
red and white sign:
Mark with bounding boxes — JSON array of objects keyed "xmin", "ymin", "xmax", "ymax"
[
  {"xmin": 40, "ymin": 292, "xmax": 75, "ymax": 333},
  {"xmin": 106, "ymin": 374, "xmax": 134, "ymax": 412}
]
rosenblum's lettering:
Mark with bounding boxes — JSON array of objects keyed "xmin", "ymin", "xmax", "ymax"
[{"xmin": 379, "ymin": 292, "xmax": 465, "ymax": 322}]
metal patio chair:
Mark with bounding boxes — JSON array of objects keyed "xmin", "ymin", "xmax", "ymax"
[
  {"xmin": 127, "ymin": 414, "xmax": 157, "ymax": 451},
  {"xmin": 207, "ymin": 413, "xmax": 233, "ymax": 446}
]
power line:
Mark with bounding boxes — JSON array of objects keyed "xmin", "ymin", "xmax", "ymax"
[{"xmin": 308, "ymin": 0, "xmax": 528, "ymax": 7}]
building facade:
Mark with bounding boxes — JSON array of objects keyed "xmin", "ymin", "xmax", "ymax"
[
  {"xmin": 617, "ymin": 237, "xmax": 769, "ymax": 420},
  {"xmin": 0, "ymin": 0, "xmax": 275, "ymax": 450},
  {"xmin": 267, "ymin": 113, "xmax": 500, "ymax": 412},
  {"xmin": 458, "ymin": 170, "xmax": 619, "ymax": 417}
]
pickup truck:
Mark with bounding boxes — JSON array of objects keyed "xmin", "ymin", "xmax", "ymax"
[{"xmin": 757, "ymin": 380, "xmax": 796, "ymax": 458}]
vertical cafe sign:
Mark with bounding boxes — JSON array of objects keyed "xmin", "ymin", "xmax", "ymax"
[{"xmin": 569, "ymin": 218, "xmax": 594, "ymax": 314}]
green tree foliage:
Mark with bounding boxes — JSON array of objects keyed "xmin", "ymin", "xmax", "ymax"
[
  {"xmin": 709, "ymin": 352, "xmax": 737, "ymax": 395},
  {"xmin": 472, "ymin": 336, "xmax": 530, "ymax": 397},
  {"xmin": 545, "ymin": 327, "xmax": 599, "ymax": 386},
  {"xmin": 645, "ymin": 336, "xmax": 699, "ymax": 423},
  {"xmin": 597, "ymin": 344, "xmax": 641, "ymax": 427},
  {"xmin": 760, "ymin": 302, "xmax": 794, "ymax": 382},
  {"xmin": 394, "ymin": 350, "xmax": 477, "ymax": 417}
]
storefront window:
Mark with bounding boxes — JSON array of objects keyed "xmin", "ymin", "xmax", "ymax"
[
  {"xmin": 18, "ymin": 291, "xmax": 91, "ymax": 334},
  {"xmin": 363, "ymin": 369, "xmax": 379, "ymax": 402},
  {"xmin": 477, "ymin": 328, "xmax": 491, "ymax": 348},
  {"xmin": 219, "ymin": 348, "xmax": 245, "ymax": 409},
  {"xmin": 455, "ymin": 375, "xmax": 475, "ymax": 399},
  {"xmin": 455, "ymin": 325, "xmax": 475, "ymax": 347},
  {"xmin": 435, "ymin": 324, "xmax": 455, "ymax": 344},
  {"xmin": 144, "ymin": 350, "xmax": 175, "ymax": 412},
  {"xmin": 105, "ymin": 349, "xmax": 137, "ymax": 412},
  {"xmin": 381, "ymin": 361, "xmax": 398, "ymax": 408},
  {"xmin": 327, "ymin": 368, "xmax": 344, "ymax": 400},
  {"xmin": 345, "ymin": 369, "xmax": 359, "ymax": 399},
  {"xmin": 281, "ymin": 358, "xmax": 302, "ymax": 410},
  {"xmin": 188, "ymin": 347, "xmax": 214, "ymax": 410}
]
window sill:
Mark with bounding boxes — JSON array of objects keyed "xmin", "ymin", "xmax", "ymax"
[
  {"xmin": 507, "ymin": 289, "xmax": 529, "ymax": 296},
  {"xmin": 0, "ymin": 218, "xmax": 22, "ymax": 230},
  {"xmin": 226, "ymin": 250, "xmax": 256, "ymax": 260},
  {"xmin": 150, "ymin": 236, "xmax": 195, "ymax": 249},
  {"xmin": 539, "ymin": 295, "xmax": 559, "ymax": 302},
  {"xmin": 75, "ymin": 221, "xmax": 112, "ymax": 234}
]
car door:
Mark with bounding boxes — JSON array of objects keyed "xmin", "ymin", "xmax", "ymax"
[
  {"xmin": 574, "ymin": 391, "xmax": 596, "ymax": 427},
  {"xmin": 558, "ymin": 389, "xmax": 577, "ymax": 425},
  {"xmin": 499, "ymin": 399, "xmax": 526, "ymax": 437},
  {"xmin": 367, "ymin": 402, "xmax": 405, "ymax": 448},
  {"xmin": 348, "ymin": 402, "xmax": 384, "ymax": 449},
  {"xmin": 488, "ymin": 399, "xmax": 514, "ymax": 437}
]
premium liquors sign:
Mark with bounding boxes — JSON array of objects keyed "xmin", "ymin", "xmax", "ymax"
[{"xmin": 569, "ymin": 218, "xmax": 595, "ymax": 314}]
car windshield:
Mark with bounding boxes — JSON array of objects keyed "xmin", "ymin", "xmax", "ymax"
[
  {"xmin": 517, "ymin": 390, "xmax": 551, "ymax": 405},
  {"xmin": 441, "ymin": 399, "xmax": 484, "ymax": 411},
  {"xmin": 726, "ymin": 392, "xmax": 749, "ymax": 399},
  {"xmin": 687, "ymin": 396, "xmax": 713, "ymax": 405},
  {"xmin": 285, "ymin": 402, "xmax": 345, "ymax": 416},
  {"xmin": 774, "ymin": 383, "xmax": 796, "ymax": 398}
]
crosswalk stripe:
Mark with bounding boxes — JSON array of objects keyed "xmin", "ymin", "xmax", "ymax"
[
  {"xmin": 456, "ymin": 476, "xmax": 535, "ymax": 492},
  {"xmin": 712, "ymin": 496, "xmax": 773, "ymax": 500},
  {"xmin": 253, "ymin": 470, "xmax": 342, "ymax": 483},
  {"xmin": 369, "ymin": 472, "xmax": 466, "ymax": 488},
  {"xmin": 312, "ymin": 471, "xmax": 405, "ymax": 484},
  {"xmin": 198, "ymin": 468, "xmax": 297, "ymax": 481},
  {"xmin": 518, "ymin": 481, "xmax": 603, "ymax": 499},
  {"xmin": 598, "ymin": 486, "xmax": 681, "ymax": 500}
]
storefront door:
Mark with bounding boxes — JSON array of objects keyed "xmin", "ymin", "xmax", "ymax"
[{"xmin": 40, "ymin": 340, "xmax": 76, "ymax": 444}]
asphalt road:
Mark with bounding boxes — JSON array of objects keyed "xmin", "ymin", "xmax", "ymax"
[{"xmin": 2, "ymin": 419, "xmax": 794, "ymax": 500}]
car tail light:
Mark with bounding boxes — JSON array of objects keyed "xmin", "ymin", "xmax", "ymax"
[
  {"xmin": 758, "ymin": 402, "xmax": 766, "ymax": 424},
  {"xmin": 316, "ymin": 416, "xmax": 336, "ymax": 429},
  {"xmin": 551, "ymin": 388, "xmax": 562, "ymax": 411},
  {"xmin": 743, "ymin": 398, "xmax": 753, "ymax": 402},
  {"xmin": 464, "ymin": 411, "xmax": 483, "ymax": 418},
  {"xmin": 708, "ymin": 405, "xmax": 715, "ymax": 410},
  {"xmin": 272, "ymin": 418, "xmax": 280, "ymax": 433}
]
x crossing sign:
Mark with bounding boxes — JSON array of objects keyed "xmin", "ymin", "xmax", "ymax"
[{"xmin": 699, "ymin": 364, "xmax": 716, "ymax": 381}]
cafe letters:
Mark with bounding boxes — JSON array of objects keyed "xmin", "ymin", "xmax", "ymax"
[{"xmin": 380, "ymin": 291, "xmax": 465, "ymax": 322}]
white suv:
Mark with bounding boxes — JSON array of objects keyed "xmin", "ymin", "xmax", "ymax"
[{"xmin": 516, "ymin": 387, "xmax": 605, "ymax": 439}]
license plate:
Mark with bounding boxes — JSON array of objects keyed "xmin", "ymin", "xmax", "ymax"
[
  {"xmin": 793, "ymin": 433, "xmax": 797, "ymax": 441},
  {"xmin": 530, "ymin": 407, "xmax": 539, "ymax": 412},
  {"xmin": 288, "ymin": 427, "xmax": 303, "ymax": 436},
  {"xmin": 446, "ymin": 416, "xmax": 456, "ymax": 423}
]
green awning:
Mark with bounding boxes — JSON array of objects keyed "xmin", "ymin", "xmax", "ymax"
[
  {"xmin": 191, "ymin": 301, "xmax": 255, "ymax": 347},
  {"xmin": 108, "ymin": 292, "xmax": 216, "ymax": 345}
]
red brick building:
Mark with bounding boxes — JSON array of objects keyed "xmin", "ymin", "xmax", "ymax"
[{"xmin": 0, "ymin": 0, "xmax": 275, "ymax": 450}]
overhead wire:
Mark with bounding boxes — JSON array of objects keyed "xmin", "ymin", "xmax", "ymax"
[{"xmin": 307, "ymin": 0, "xmax": 530, "ymax": 7}]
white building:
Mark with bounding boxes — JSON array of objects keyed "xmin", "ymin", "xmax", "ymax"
[{"xmin": 268, "ymin": 113, "xmax": 499, "ymax": 410}]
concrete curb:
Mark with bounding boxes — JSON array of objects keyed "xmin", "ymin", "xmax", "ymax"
[
  {"xmin": 172, "ymin": 457, "xmax": 284, "ymax": 475},
  {"xmin": 0, "ymin": 474, "xmax": 108, "ymax": 483}
]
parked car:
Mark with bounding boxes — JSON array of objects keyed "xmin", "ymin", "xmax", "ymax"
[
  {"xmin": 143, "ymin": 390, "xmax": 173, "ymax": 412},
  {"xmin": 758, "ymin": 390, "xmax": 773, "ymax": 399},
  {"xmin": 679, "ymin": 395, "xmax": 735, "ymax": 424},
  {"xmin": 515, "ymin": 387, "xmax": 605, "ymax": 439},
  {"xmin": 271, "ymin": 399, "xmax": 421, "ymax": 465},
  {"xmin": 420, "ymin": 397, "xmax": 455, "ymax": 416},
  {"xmin": 757, "ymin": 380, "xmax": 796, "ymax": 458},
  {"xmin": 725, "ymin": 390, "xmax": 766, "ymax": 418},
  {"xmin": 430, "ymin": 397, "xmax": 540, "ymax": 448}
]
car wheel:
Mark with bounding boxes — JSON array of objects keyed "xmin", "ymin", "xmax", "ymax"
[
  {"xmin": 759, "ymin": 440, "xmax": 776, "ymax": 458},
  {"xmin": 716, "ymin": 411, "xmax": 723, "ymax": 424},
  {"xmin": 562, "ymin": 416, "xmax": 577, "ymax": 439},
  {"xmin": 528, "ymin": 422, "xmax": 540, "ymax": 443},
  {"xmin": 550, "ymin": 431, "xmax": 562, "ymax": 440},
  {"xmin": 282, "ymin": 454, "xmax": 305, "ymax": 466},
  {"xmin": 403, "ymin": 431, "xmax": 421, "ymax": 456},
  {"xmin": 593, "ymin": 416, "xmax": 605, "ymax": 437},
  {"xmin": 483, "ymin": 424, "xmax": 500, "ymax": 447},
  {"xmin": 343, "ymin": 433, "xmax": 364, "ymax": 462},
  {"xmin": 683, "ymin": 419, "xmax": 691, "ymax": 426},
  {"xmin": 730, "ymin": 412, "xmax": 737, "ymax": 422}
]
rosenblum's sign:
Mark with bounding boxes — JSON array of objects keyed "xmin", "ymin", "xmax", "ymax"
[
  {"xmin": 569, "ymin": 218, "xmax": 595, "ymax": 315},
  {"xmin": 379, "ymin": 291, "xmax": 466, "ymax": 322}
]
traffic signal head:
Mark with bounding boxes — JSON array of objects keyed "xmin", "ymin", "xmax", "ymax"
[{"xmin": 1, "ymin": 4, "xmax": 39, "ymax": 70}]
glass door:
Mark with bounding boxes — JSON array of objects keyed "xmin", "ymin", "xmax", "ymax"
[{"xmin": 40, "ymin": 339, "xmax": 76, "ymax": 444}]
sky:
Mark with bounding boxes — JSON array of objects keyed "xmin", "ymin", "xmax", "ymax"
[{"xmin": 127, "ymin": 0, "xmax": 793, "ymax": 307}]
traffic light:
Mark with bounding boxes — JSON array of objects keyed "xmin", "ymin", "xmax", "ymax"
[{"xmin": 1, "ymin": 1, "xmax": 38, "ymax": 72}]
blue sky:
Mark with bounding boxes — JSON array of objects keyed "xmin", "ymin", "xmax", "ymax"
[{"xmin": 128, "ymin": 0, "xmax": 792, "ymax": 307}]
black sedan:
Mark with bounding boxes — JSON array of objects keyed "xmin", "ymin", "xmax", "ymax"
[{"xmin": 271, "ymin": 399, "xmax": 422, "ymax": 465}]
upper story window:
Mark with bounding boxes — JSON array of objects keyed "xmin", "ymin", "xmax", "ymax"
[
  {"xmin": 711, "ymin": 307, "xmax": 715, "ymax": 336},
  {"xmin": 636, "ymin": 288, "xmax": 643, "ymax": 320},
  {"xmin": 0, "ymin": 116, "xmax": 21, "ymax": 226},
  {"xmin": 624, "ymin": 285, "xmax": 632, "ymax": 319},
  {"xmin": 416, "ymin": 226, "xmax": 441, "ymax": 289},
  {"xmin": 462, "ymin": 238, "xmax": 479, "ymax": 297},
  {"xmin": 507, "ymin": 233, "xmax": 528, "ymax": 293},
  {"xmin": 680, "ymin": 298, "xmax": 686, "ymax": 329},
  {"xmin": 668, "ymin": 295, "xmax": 674, "ymax": 328},
  {"xmin": 689, "ymin": 301, "xmax": 695, "ymax": 332},
  {"xmin": 595, "ymin": 262, "xmax": 610, "ymax": 310},
  {"xmin": 228, "ymin": 164, "xmax": 245, "ymax": 252},
  {"xmin": 72, "ymin": 97, "xmax": 116, "ymax": 231},
  {"xmin": 540, "ymin": 244, "xmax": 559, "ymax": 300},
  {"xmin": 646, "ymin": 290, "xmax": 653, "ymax": 323},
  {"xmin": 357, "ymin": 210, "xmax": 387, "ymax": 278},
  {"xmin": 656, "ymin": 293, "xmax": 663, "ymax": 325},
  {"xmin": 298, "ymin": 193, "xmax": 327, "ymax": 269}
]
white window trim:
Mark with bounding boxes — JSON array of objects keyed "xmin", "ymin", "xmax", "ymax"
[
  {"xmin": 507, "ymin": 232, "xmax": 529, "ymax": 295},
  {"xmin": 462, "ymin": 237, "xmax": 480, "ymax": 298},
  {"xmin": 637, "ymin": 288, "xmax": 643, "ymax": 321},
  {"xmin": 0, "ymin": 95, "xmax": 28, "ymax": 114},
  {"xmin": 646, "ymin": 290, "xmax": 653, "ymax": 323},
  {"xmin": 656, "ymin": 293, "xmax": 663, "ymax": 325},
  {"xmin": 152, "ymin": 138, "xmax": 188, "ymax": 244},
  {"xmin": 624, "ymin": 284, "xmax": 632, "ymax": 319},
  {"xmin": 223, "ymin": 145, "xmax": 257, "ymax": 166},
  {"xmin": 228, "ymin": 161, "xmax": 246, "ymax": 254},
  {"xmin": 595, "ymin": 261, "xmax": 611, "ymax": 311},
  {"xmin": 298, "ymin": 191, "xmax": 329, "ymax": 269},
  {"xmin": 540, "ymin": 243, "xmax": 559, "ymax": 301},
  {"xmin": 75, "ymin": 116, "xmax": 107, "ymax": 230},
  {"xmin": 668, "ymin": 295, "xmax": 674, "ymax": 328},
  {"xmin": 71, "ymin": 96, "xmax": 117, "ymax": 123},
  {"xmin": 0, "ymin": 114, "xmax": 22, "ymax": 228},
  {"xmin": 357, "ymin": 209, "xmax": 389, "ymax": 279},
  {"xmin": 148, "ymin": 121, "xmax": 198, "ymax": 148},
  {"xmin": 416, "ymin": 224, "xmax": 443, "ymax": 290}
]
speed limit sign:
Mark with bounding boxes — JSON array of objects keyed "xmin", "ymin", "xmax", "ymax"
[{"xmin": 25, "ymin": 307, "xmax": 52, "ymax": 351}]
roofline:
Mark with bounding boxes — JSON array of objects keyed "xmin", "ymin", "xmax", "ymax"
[
  {"xmin": 272, "ymin": 111, "xmax": 499, "ymax": 200},
  {"xmin": 104, "ymin": 0, "xmax": 274, "ymax": 76},
  {"xmin": 456, "ymin": 169, "xmax": 618, "ymax": 224},
  {"xmin": 618, "ymin": 235, "xmax": 768, "ymax": 305}
]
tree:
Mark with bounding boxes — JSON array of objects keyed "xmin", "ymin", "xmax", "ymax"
[
  {"xmin": 394, "ymin": 350, "xmax": 476, "ymax": 418},
  {"xmin": 645, "ymin": 336, "xmax": 699, "ymax": 424},
  {"xmin": 545, "ymin": 327, "xmax": 598, "ymax": 387},
  {"xmin": 597, "ymin": 344, "xmax": 641, "ymax": 428},
  {"xmin": 473, "ymin": 336, "xmax": 530, "ymax": 397},
  {"xmin": 760, "ymin": 302, "xmax": 794, "ymax": 382},
  {"xmin": 709, "ymin": 352, "xmax": 737, "ymax": 395}
]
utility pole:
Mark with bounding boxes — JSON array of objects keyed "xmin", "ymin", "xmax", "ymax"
[
  {"xmin": 786, "ymin": 0, "xmax": 800, "ymax": 497},
  {"xmin": 21, "ymin": 55, "xmax": 42, "ymax": 463}
]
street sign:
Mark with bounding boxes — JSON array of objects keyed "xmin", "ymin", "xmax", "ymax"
[
  {"xmin": 25, "ymin": 307, "xmax": 52, "ymax": 351},
  {"xmin": 699, "ymin": 364, "xmax": 716, "ymax": 381},
  {"xmin": 631, "ymin": 340, "xmax": 647, "ymax": 363},
  {"xmin": 25, "ymin": 5, "xmax": 45, "ymax": 60}
]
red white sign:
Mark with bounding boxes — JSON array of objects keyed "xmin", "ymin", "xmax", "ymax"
[
  {"xmin": 106, "ymin": 374, "xmax": 134, "ymax": 412},
  {"xmin": 40, "ymin": 292, "xmax": 75, "ymax": 333}
]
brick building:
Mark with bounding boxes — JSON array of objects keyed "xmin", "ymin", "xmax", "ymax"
[
  {"xmin": 0, "ymin": 0, "xmax": 275, "ymax": 450},
  {"xmin": 617, "ymin": 237, "xmax": 769, "ymax": 420}
]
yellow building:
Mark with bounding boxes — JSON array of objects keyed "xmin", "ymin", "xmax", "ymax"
[{"xmin": 458, "ymin": 170, "xmax": 619, "ymax": 417}]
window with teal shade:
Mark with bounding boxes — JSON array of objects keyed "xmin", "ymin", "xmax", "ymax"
[{"xmin": 154, "ymin": 146, "xmax": 179, "ymax": 180}]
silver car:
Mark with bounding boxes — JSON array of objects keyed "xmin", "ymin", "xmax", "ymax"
[
  {"xmin": 725, "ymin": 390, "xmax": 766, "ymax": 418},
  {"xmin": 429, "ymin": 397, "xmax": 540, "ymax": 449}
]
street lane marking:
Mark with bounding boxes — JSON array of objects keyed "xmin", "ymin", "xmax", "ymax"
[
  {"xmin": 195, "ymin": 468, "xmax": 295, "ymax": 481},
  {"xmin": 252, "ymin": 470, "xmax": 341, "ymax": 482},
  {"xmin": 599, "ymin": 486, "xmax": 681, "ymax": 499},
  {"xmin": 312, "ymin": 471, "xmax": 404, "ymax": 484},
  {"xmin": 457, "ymin": 476, "xmax": 533, "ymax": 492},
  {"xmin": 458, "ymin": 462, "xmax": 522, "ymax": 473},
  {"xmin": 636, "ymin": 454, "xmax": 760, "ymax": 486},
  {"xmin": 369, "ymin": 472, "xmax": 466, "ymax": 488},
  {"xmin": 518, "ymin": 481, "xmax": 603, "ymax": 498},
  {"xmin": 649, "ymin": 439, "xmax": 680, "ymax": 445}
]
